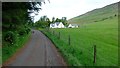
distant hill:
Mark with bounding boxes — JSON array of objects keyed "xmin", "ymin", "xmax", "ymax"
[{"xmin": 68, "ymin": 2, "xmax": 118, "ymax": 25}]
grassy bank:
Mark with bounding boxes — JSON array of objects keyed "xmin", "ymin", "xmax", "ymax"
[
  {"xmin": 42, "ymin": 16, "xmax": 118, "ymax": 66},
  {"xmin": 2, "ymin": 31, "xmax": 31, "ymax": 63},
  {"xmin": 42, "ymin": 30, "xmax": 77, "ymax": 66}
]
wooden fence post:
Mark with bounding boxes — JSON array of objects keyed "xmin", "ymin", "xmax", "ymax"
[
  {"xmin": 68, "ymin": 35, "xmax": 70, "ymax": 45},
  {"xmin": 59, "ymin": 32, "xmax": 60, "ymax": 39},
  {"xmin": 93, "ymin": 45, "xmax": 96, "ymax": 63}
]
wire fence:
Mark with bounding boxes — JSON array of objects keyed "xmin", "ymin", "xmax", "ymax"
[{"xmin": 46, "ymin": 28, "xmax": 97, "ymax": 64}]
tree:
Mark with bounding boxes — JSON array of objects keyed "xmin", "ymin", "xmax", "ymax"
[
  {"xmin": 52, "ymin": 17, "xmax": 55, "ymax": 23},
  {"xmin": 46, "ymin": 18, "xmax": 51, "ymax": 26},
  {"xmin": 55, "ymin": 18, "xmax": 61, "ymax": 22},
  {"xmin": 34, "ymin": 16, "xmax": 51, "ymax": 28},
  {"xmin": 42, "ymin": 16, "xmax": 47, "ymax": 21},
  {"xmin": 61, "ymin": 17, "xmax": 67, "ymax": 25},
  {"xmin": 2, "ymin": 1, "xmax": 46, "ymax": 30}
]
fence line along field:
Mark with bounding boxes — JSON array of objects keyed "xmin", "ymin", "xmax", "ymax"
[{"xmin": 43, "ymin": 16, "xmax": 118, "ymax": 66}]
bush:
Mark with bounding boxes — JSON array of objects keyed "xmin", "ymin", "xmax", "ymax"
[
  {"xmin": 4, "ymin": 31, "xmax": 17, "ymax": 45},
  {"xmin": 25, "ymin": 27, "xmax": 31, "ymax": 34},
  {"xmin": 18, "ymin": 28, "xmax": 26, "ymax": 36},
  {"xmin": 18, "ymin": 27, "xmax": 31, "ymax": 35}
]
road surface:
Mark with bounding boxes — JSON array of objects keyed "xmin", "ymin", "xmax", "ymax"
[{"xmin": 3, "ymin": 30, "xmax": 67, "ymax": 66}]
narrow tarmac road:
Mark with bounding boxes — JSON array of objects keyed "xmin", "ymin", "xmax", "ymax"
[{"xmin": 3, "ymin": 30, "xmax": 66, "ymax": 66}]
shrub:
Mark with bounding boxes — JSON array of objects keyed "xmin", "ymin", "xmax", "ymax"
[
  {"xmin": 18, "ymin": 27, "xmax": 31, "ymax": 35},
  {"xmin": 18, "ymin": 28, "xmax": 26, "ymax": 36},
  {"xmin": 4, "ymin": 31, "xmax": 17, "ymax": 45},
  {"xmin": 25, "ymin": 27, "xmax": 31, "ymax": 34}
]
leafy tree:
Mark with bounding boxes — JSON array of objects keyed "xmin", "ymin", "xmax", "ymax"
[
  {"xmin": 34, "ymin": 16, "xmax": 51, "ymax": 28},
  {"xmin": 2, "ymin": 2, "xmax": 45, "ymax": 30},
  {"xmin": 55, "ymin": 18, "xmax": 61, "ymax": 22},
  {"xmin": 61, "ymin": 17, "xmax": 67, "ymax": 25},
  {"xmin": 52, "ymin": 17, "xmax": 68, "ymax": 26},
  {"xmin": 2, "ymin": 1, "xmax": 49, "ymax": 45},
  {"xmin": 46, "ymin": 18, "xmax": 51, "ymax": 26},
  {"xmin": 52, "ymin": 17, "xmax": 55, "ymax": 23}
]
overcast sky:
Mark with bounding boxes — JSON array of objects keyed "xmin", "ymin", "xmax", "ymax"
[{"xmin": 33, "ymin": 0, "xmax": 119, "ymax": 22}]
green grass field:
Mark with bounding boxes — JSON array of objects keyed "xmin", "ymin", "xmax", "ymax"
[{"xmin": 43, "ymin": 16, "xmax": 118, "ymax": 66}]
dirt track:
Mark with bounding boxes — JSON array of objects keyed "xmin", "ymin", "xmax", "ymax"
[{"xmin": 3, "ymin": 30, "xmax": 66, "ymax": 66}]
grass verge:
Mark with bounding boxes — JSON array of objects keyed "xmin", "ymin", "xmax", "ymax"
[
  {"xmin": 2, "ymin": 31, "xmax": 31, "ymax": 63},
  {"xmin": 42, "ymin": 30, "xmax": 82, "ymax": 66}
]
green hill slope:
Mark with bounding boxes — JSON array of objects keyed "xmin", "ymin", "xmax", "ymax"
[{"xmin": 68, "ymin": 2, "xmax": 118, "ymax": 24}]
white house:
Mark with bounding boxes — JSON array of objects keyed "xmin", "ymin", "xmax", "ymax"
[
  {"xmin": 50, "ymin": 22, "xmax": 65, "ymax": 28},
  {"xmin": 68, "ymin": 24, "xmax": 79, "ymax": 28}
]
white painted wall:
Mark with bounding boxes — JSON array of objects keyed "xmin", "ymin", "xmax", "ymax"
[{"xmin": 68, "ymin": 24, "xmax": 79, "ymax": 28}]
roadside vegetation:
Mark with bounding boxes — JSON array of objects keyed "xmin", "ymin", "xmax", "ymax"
[
  {"xmin": 2, "ymin": 31, "xmax": 31, "ymax": 63},
  {"xmin": 2, "ymin": 2, "xmax": 44, "ymax": 63}
]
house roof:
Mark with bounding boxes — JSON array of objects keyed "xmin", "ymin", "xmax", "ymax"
[
  {"xmin": 55, "ymin": 22, "xmax": 63, "ymax": 26},
  {"xmin": 50, "ymin": 22, "xmax": 63, "ymax": 27},
  {"xmin": 55, "ymin": 22, "xmax": 60, "ymax": 26},
  {"xmin": 50, "ymin": 23, "xmax": 55, "ymax": 27}
]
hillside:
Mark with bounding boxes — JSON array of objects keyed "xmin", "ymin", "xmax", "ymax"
[{"xmin": 68, "ymin": 2, "xmax": 118, "ymax": 25}]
